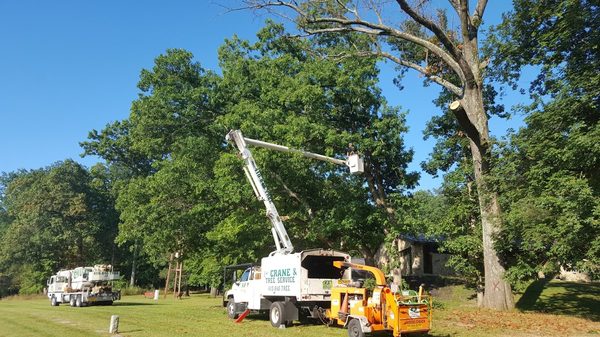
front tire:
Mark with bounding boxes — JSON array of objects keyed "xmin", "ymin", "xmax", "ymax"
[
  {"xmin": 227, "ymin": 298, "xmax": 239, "ymax": 319},
  {"xmin": 51, "ymin": 296, "xmax": 58, "ymax": 306},
  {"xmin": 270, "ymin": 301, "xmax": 286, "ymax": 328},
  {"xmin": 347, "ymin": 318, "xmax": 365, "ymax": 337}
]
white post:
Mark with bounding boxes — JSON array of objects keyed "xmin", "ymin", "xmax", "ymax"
[
  {"xmin": 153, "ymin": 289, "xmax": 159, "ymax": 300},
  {"xmin": 109, "ymin": 315, "xmax": 119, "ymax": 334}
]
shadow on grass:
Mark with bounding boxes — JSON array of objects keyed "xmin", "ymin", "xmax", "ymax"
[
  {"xmin": 516, "ymin": 276, "xmax": 554, "ymax": 309},
  {"xmin": 517, "ymin": 280, "xmax": 600, "ymax": 322}
]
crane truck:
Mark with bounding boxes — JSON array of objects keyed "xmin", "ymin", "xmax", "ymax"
[
  {"xmin": 223, "ymin": 130, "xmax": 362, "ymax": 326},
  {"xmin": 223, "ymin": 130, "xmax": 432, "ymax": 336},
  {"xmin": 47, "ymin": 265, "xmax": 121, "ymax": 307}
]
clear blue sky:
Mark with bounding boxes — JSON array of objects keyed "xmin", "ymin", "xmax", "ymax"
[{"xmin": 0, "ymin": 1, "xmax": 530, "ymax": 190}]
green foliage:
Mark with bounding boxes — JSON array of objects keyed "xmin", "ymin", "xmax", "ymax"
[
  {"xmin": 487, "ymin": 0, "xmax": 600, "ymax": 283},
  {"xmin": 79, "ymin": 22, "xmax": 417, "ymax": 288},
  {"xmin": 16, "ymin": 265, "xmax": 47, "ymax": 295},
  {"xmin": 401, "ymin": 171, "xmax": 482, "ymax": 288},
  {"xmin": 0, "ymin": 160, "xmax": 119, "ymax": 294}
]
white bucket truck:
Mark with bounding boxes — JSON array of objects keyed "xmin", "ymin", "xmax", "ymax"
[
  {"xmin": 223, "ymin": 130, "xmax": 363, "ymax": 327},
  {"xmin": 47, "ymin": 265, "xmax": 121, "ymax": 307}
]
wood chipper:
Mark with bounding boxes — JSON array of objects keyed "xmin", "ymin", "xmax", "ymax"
[{"xmin": 327, "ymin": 261, "xmax": 432, "ymax": 337}]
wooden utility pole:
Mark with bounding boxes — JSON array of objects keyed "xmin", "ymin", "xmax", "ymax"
[{"xmin": 163, "ymin": 253, "xmax": 174, "ymax": 299}]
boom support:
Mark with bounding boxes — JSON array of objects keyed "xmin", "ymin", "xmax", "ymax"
[{"xmin": 226, "ymin": 129, "xmax": 363, "ymax": 255}]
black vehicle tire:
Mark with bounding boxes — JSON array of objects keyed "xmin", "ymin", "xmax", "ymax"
[
  {"xmin": 51, "ymin": 296, "xmax": 58, "ymax": 306},
  {"xmin": 347, "ymin": 318, "xmax": 365, "ymax": 337},
  {"xmin": 75, "ymin": 295, "xmax": 83, "ymax": 307},
  {"xmin": 227, "ymin": 298, "xmax": 239, "ymax": 319},
  {"xmin": 70, "ymin": 296, "xmax": 76, "ymax": 307},
  {"xmin": 270, "ymin": 301, "xmax": 286, "ymax": 328}
]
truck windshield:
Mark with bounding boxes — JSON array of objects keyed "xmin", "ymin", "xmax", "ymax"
[{"xmin": 240, "ymin": 269, "xmax": 251, "ymax": 282}]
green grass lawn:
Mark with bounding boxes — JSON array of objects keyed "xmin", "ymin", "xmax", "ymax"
[
  {"xmin": 0, "ymin": 281, "xmax": 598, "ymax": 337},
  {"xmin": 0, "ymin": 294, "xmax": 345, "ymax": 337},
  {"xmin": 516, "ymin": 280, "xmax": 600, "ymax": 321}
]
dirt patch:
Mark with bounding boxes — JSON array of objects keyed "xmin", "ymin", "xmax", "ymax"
[{"xmin": 446, "ymin": 308, "xmax": 600, "ymax": 337}]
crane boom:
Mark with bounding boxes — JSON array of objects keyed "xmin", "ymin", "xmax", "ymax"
[{"xmin": 226, "ymin": 129, "xmax": 363, "ymax": 255}]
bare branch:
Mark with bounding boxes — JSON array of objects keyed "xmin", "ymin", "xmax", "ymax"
[
  {"xmin": 472, "ymin": 0, "xmax": 488, "ymax": 26},
  {"xmin": 378, "ymin": 51, "xmax": 463, "ymax": 95},
  {"xmin": 455, "ymin": 0, "xmax": 478, "ymax": 87},
  {"xmin": 457, "ymin": 0, "xmax": 471, "ymax": 40},
  {"xmin": 335, "ymin": 0, "xmax": 359, "ymax": 19},
  {"xmin": 396, "ymin": 0, "xmax": 461, "ymax": 60},
  {"xmin": 368, "ymin": 0, "xmax": 384, "ymax": 25},
  {"xmin": 307, "ymin": 16, "xmax": 464, "ymax": 81},
  {"xmin": 244, "ymin": 0, "xmax": 469, "ymax": 91},
  {"xmin": 448, "ymin": 0, "xmax": 460, "ymax": 14}
]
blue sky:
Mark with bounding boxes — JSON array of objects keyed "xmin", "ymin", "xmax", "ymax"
[{"xmin": 0, "ymin": 1, "xmax": 531, "ymax": 190}]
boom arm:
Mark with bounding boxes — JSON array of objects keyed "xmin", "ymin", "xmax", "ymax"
[{"xmin": 226, "ymin": 129, "xmax": 364, "ymax": 255}]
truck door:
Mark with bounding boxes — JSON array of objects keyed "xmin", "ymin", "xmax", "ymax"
[
  {"xmin": 247, "ymin": 268, "xmax": 266, "ymax": 310},
  {"xmin": 236, "ymin": 268, "xmax": 252, "ymax": 304},
  {"xmin": 47, "ymin": 276, "xmax": 55, "ymax": 293}
]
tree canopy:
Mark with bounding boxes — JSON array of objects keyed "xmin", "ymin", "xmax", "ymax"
[{"xmin": 0, "ymin": 3, "xmax": 597, "ymax": 304}]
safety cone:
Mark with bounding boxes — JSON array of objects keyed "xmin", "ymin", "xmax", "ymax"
[
  {"xmin": 235, "ymin": 309, "xmax": 251, "ymax": 323},
  {"xmin": 338, "ymin": 291, "xmax": 349, "ymax": 321}
]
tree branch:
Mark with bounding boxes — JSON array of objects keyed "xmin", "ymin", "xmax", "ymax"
[
  {"xmin": 272, "ymin": 172, "xmax": 314, "ymax": 219},
  {"xmin": 244, "ymin": 0, "xmax": 469, "ymax": 94},
  {"xmin": 377, "ymin": 51, "xmax": 463, "ymax": 95},
  {"xmin": 455, "ymin": 0, "xmax": 478, "ymax": 87},
  {"xmin": 448, "ymin": 0, "xmax": 460, "ymax": 15},
  {"xmin": 396, "ymin": 0, "xmax": 461, "ymax": 60},
  {"xmin": 305, "ymin": 16, "xmax": 465, "ymax": 83},
  {"xmin": 450, "ymin": 100, "xmax": 481, "ymax": 144},
  {"xmin": 472, "ymin": 0, "xmax": 488, "ymax": 26}
]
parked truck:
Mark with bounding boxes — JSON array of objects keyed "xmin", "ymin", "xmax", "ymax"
[
  {"xmin": 223, "ymin": 130, "xmax": 362, "ymax": 325},
  {"xmin": 47, "ymin": 265, "xmax": 121, "ymax": 307},
  {"xmin": 222, "ymin": 130, "xmax": 432, "ymax": 336}
]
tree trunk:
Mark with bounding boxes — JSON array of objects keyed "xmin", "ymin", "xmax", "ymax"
[
  {"xmin": 470, "ymin": 141, "xmax": 513, "ymax": 310},
  {"xmin": 462, "ymin": 90, "xmax": 514, "ymax": 310},
  {"xmin": 129, "ymin": 241, "xmax": 137, "ymax": 287},
  {"xmin": 210, "ymin": 286, "xmax": 218, "ymax": 297}
]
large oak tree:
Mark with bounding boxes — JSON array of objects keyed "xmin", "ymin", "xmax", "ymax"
[{"xmin": 242, "ymin": 0, "xmax": 513, "ymax": 309}]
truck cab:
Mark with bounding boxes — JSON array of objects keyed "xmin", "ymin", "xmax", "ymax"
[
  {"xmin": 47, "ymin": 271, "xmax": 70, "ymax": 295},
  {"xmin": 225, "ymin": 265, "xmax": 269, "ymax": 318}
]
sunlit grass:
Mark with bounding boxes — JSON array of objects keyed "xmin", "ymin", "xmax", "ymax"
[{"xmin": 0, "ymin": 281, "xmax": 598, "ymax": 337}]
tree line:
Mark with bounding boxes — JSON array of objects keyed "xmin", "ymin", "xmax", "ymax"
[{"xmin": 0, "ymin": 1, "xmax": 597, "ymax": 311}]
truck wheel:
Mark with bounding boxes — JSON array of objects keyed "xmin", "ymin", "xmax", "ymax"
[
  {"xmin": 227, "ymin": 298, "xmax": 239, "ymax": 319},
  {"xmin": 270, "ymin": 301, "xmax": 286, "ymax": 328},
  {"xmin": 75, "ymin": 295, "xmax": 83, "ymax": 307},
  {"xmin": 70, "ymin": 296, "xmax": 76, "ymax": 307},
  {"xmin": 51, "ymin": 296, "xmax": 58, "ymax": 306},
  {"xmin": 347, "ymin": 318, "xmax": 365, "ymax": 337}
]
